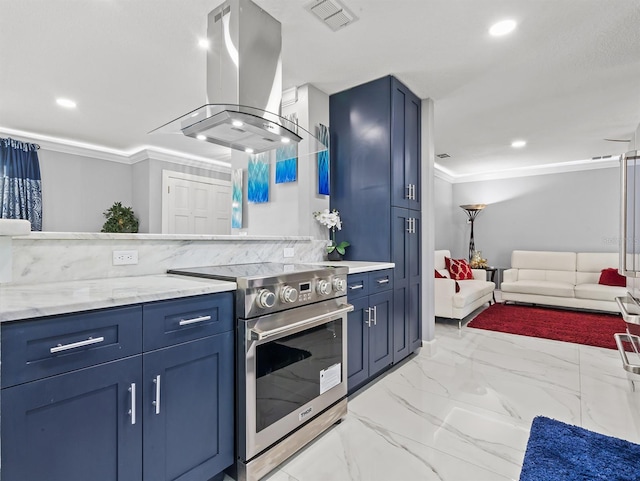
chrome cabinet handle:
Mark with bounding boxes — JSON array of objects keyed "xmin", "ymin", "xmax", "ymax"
[
  {"xmin": 406, "ymin": 218, "xmax": 415, "ymax": 234},
  {"xmin": 365, "ymin": 307, "xmax": 372, "ymax": 327},
  {"xmin": 50, "ymin": 336, "xmax": 105, "ymax": 354},
  {"xmin": 153, "ymin": 375, "xmax": 161, "ymax": 415},
  {"xmin": 349, "ymin": 284, "xmax": 364, "ymax": 290},
  {"xmin": 372, "ymin": 306, "xmax": 377, "ymax": 326},
  {"xmin": 179, "ymin": 315, "xmax": 211, "ymax": 326},
  {"xmin": 128, "ymin": 383, "xmax": 136, "ymax": 425},
  {"xmin": 376, "ymin": 278, "xmax": 390, "ymax": 284},
  {"xmin": 406, "ymin": 184, "xmax": 412, "ymax": 199}
]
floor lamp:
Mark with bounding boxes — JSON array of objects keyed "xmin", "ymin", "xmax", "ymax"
[{"xmin": 460, "ymin": 204, "xmax": 486, "ymax": 261}]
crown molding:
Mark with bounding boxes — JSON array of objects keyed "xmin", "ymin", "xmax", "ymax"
[
  {"xmin": 0, "ymin": 127, "xmax": 232, "ymax": 173},
  {"xmin": 435, "ymin": 156, "xmax": 620, "ymax": 184}
]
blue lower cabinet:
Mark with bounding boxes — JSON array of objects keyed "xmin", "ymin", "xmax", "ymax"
[
  {"xmin": 2, "ymin": 356, "xmax": 143, "ymax": 481},
  {"xmin": 368, "ymin": 290, "xmax": 394, "ymax": 377},
  {"xmin": 143, "ymin": 332, "xmax": 234, "ymax": 481},
  {"xmin": 347, "ymin": 271, "xmax": 394, "ymax": 394},
  {"xmin": 347, "ymin": 296, "xmax": 371, "ymax": 390},
  {"xmin": 1, "ymin": 293, "xmax": 235, "ymax": 481}
]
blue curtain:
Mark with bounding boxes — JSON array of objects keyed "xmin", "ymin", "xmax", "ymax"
[{"xmin": 0, "ymin": 138, "xmax": 42, "ymax": 231}]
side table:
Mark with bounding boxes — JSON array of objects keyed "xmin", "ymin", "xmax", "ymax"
[{"xmin": 482, "ymin": 266, "xmax": 498, "ymax": 303}]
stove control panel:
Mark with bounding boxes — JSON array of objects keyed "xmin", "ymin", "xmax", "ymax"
[{"xmin": 242, "ymin": 271, "xmax": 348, "ymax": 318}]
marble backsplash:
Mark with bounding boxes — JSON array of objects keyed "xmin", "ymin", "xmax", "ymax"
[{"xmin": 8, "ymin": 233, "xmax": 329, "ymax": 285}]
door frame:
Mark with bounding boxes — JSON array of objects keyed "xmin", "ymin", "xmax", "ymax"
[{"xmin": 161, "ymin": 170, "xmax": 231, "ymax": 234}]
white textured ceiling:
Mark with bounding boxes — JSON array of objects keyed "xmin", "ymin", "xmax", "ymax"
[{"xmin": 1, "ymin": 0, "xmax": 639, "ymax": 178}]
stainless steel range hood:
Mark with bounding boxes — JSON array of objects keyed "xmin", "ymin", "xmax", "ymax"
[{"xmin": 153, "ymin": 0, "xmax": 323, "ymax": 155}]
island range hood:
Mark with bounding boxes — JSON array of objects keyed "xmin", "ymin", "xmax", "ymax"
[{"xmin": 153, "ymin": 0, "xmax": 323, "ymax": 155}]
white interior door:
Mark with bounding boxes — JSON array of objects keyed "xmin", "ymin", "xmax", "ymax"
[{"xmin": 162, "ymin": 171, "xmax": 231, "ymax": 234}]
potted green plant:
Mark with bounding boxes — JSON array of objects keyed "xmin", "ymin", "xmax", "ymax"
[
  {"xmin": 101, "ymin": 201, "xmax": 139, "ymax": 233},
  {"xmin": 313, "ymin": 209, "xmax": 350, "ymax": 261}
]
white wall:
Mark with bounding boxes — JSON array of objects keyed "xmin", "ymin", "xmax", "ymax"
[
  {"xmin": 40, "ymin": 149, "xmax": 133, "ymax": 232},
  {"xmin": 449, "ymin": 166, "xmax": 620, "ymax": 269},
  {"xmin": 231, "ymin": 84, "xmax": 330, "ymax": 238},
  {"xmin": 434, "ymin": 175, "xmax": 454, "ymax": 250}
]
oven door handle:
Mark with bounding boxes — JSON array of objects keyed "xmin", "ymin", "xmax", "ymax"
[{"xmin": 249, "ymin": 303, "xmax": 354, "ymax": 341}]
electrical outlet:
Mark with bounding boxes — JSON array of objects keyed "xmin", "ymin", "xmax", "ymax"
[
  {"xmin": 283, "ymin": 247, "xmax": 295, "ymax": 258},
  {"xmin": 113, "ymin": 250, "xmax": 138, "ymax": 266}
]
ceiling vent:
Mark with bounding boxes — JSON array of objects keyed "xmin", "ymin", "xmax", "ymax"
[
  {"xmin": 436, "ymin": 153, "xmax": 451, "ymax": 159},
  {"xmin": 305, "ymin": 0, "xmax": 358, "ymax": 31}
]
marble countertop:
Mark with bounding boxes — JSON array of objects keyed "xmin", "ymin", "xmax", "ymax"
[
  {"xmin": 312, "ymin": 261, "xmax": 395, "ymax": 274},
  {"xmin": 0, "ymin": 275, "xmax": 237, "ymax": 322}
]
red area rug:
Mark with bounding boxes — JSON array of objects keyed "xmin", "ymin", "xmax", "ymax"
[{"xmin": 467, "ymin": 303, "xmax": 626, "ymax": 350}]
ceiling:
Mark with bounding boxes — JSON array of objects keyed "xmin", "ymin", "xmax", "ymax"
[{"xmin": 2, "ymin": 0, "xmax": 639, "ymax": 180}]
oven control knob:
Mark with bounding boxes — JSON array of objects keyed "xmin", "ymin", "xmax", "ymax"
[
  {"xmin": 317, "ymin": 279, "xmax": 332, "ymax": 295},
  {"xmin": 333, "ymin": 278, "xmax": 346, "ymax": 292},
  {"xmin": 256, "ymin": 289, "xmax": 276, "ymax": 309},
  {"xmin": 280, "ymin": 285, "xmax": 298, "ymax": 303}
]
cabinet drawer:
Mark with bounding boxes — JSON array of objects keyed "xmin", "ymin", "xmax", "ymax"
[
  {"xmin": 369, "ymin": 269, "xmax": 394, "ymax": 293},
  {"xmin": 1, "ymin": 306, "xmax": 142, "ymax": 389},
  {"xmin": 143, "ymin": 293, "xmax": 233, "ymax": 351},
  {"xmin": 347, "ymin": 273, "xmax": 369, "ymax": 300}
]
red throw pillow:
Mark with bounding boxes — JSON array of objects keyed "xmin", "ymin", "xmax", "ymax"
[
  {"xmin": 445, "ymin": 257, "xmax": 474, "ymax": 281},
  {"xmin": 434, "ymin": 269, "xmax": 460, "ymax": 292},
  {"xmin": 598, "ymin": 268, "xmax": 626, "ymax": 287}
]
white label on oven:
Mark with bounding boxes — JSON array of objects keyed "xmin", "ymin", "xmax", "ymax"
[{"xmin": 320, "ymin": 363, "xmax": 342, "ymax": 395}]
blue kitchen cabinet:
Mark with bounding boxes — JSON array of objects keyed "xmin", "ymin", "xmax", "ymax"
[
  {"xmin": 331, "ymin": 75, "xmax": 422, "ymax": 368},
  {"xmin": 1, "ymin": 293, "xmax": 234, "ymax": 481},
  {"xmin": 392, "ymin": 208, "xmax": 422, "ymax": 362},
  {"xmin": 142, "ymin": 332, "xmax": 234, "ymax": 481},
  {"xmin": 346, "ymin": 270, "xmax": 394, "ymax": 394},
  {"xmin": 2, "ymin": 356, "xmax": 143, "ymax": 481}
]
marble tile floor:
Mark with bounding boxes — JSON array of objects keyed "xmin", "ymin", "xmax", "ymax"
[{"xmin": 255, "ymin": 306, "xmax": 640, "ymax": 481}]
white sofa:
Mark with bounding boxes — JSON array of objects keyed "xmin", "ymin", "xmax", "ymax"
[
  {"xmin": 434, "ymin": 250, "xmax": 496, "ymax": 327},
  {"xmin": 501, "ymin": 250, "xmax": 628, "ymax": 312}
]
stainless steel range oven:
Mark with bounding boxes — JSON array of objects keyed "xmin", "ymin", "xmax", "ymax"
[{"xmin": 168, "ymin": 263, "xmax": 352, "ymax": 481}]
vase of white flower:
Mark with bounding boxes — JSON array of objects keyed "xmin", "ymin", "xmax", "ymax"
[{"xmin": 313, "ymin": 208, "xmax": 350, "ymax": 261}]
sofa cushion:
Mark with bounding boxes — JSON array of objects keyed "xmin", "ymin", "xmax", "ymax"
[
  {"xmin": 445, "ymin": 257, "xmax": 474, "ymax": 280},
  {"xmin": 598, "ymin": 268, "xmax": 626, "ymax": 287},
  {"xmin": 452, "ymin": 280, "xmax": 495, "ymax": 308},
  {"xmin": 434, "ymin": 250, "xmax": 451, "ymax": 271},
  {"xmin": 435, "ymin": 269, "xmax": 459, "ymax": 292},
  {"xmin": 518, "ymin": 269, "xmax": 576, "ymax": 284},
  {"xmin": 575, "ymin": 283, "xmax": 628, "ymax": 301},
  {"xmin": 501, "ymin": 280, "xmax": 575, "ymax": 298},
  {"xmin": 576, "ymin": 253, "xmax": 621, "ymax": 284},
  {"xmin": 512, "ymin": 250, "xmax": 576, "ymax": 271}
]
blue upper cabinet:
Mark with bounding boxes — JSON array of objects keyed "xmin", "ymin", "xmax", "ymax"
[
  {"xmin": 391, "ymin": 77, "xmax": 421, "ymax": 211},
  {"xmin": 330, "ymin": 75, "xmax": 421, "ymax": 260}
]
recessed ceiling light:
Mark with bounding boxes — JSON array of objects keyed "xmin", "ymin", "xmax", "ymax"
[
  {"xmin": 511, "ymin": 140, "xmax": 527, "ymax": 148},
  {"xmin": 245, "ymin": 147, "xmax": 254, "ymax": 154},
  {"xmin": 281, "ymin": 137, "xmax": 291, "ymax": 144},
  {"xmin": 198, "ymin": 38, "xmax": 210, "ymax": 49},
  {"xmin": 232, "ymin": 120, "xmax": 244, "ymax": 128},
  {"xmin": 196, "ymin": 134, "xmax": 206, "ymax": 141},
  {"xmin": 56, "ymin": 98, "xmax": 77, "ymax": 109},
  {"xmin": 489, "ymin": 19, "xmax": 517, "ymax": 37}
]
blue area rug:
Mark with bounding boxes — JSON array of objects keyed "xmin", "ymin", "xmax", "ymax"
[{"xmin": 520, "ymin": 416, "xmax": 640, "ymax": 480}]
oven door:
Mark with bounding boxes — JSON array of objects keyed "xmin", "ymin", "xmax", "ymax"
[{"xmin": 239, "ymin": 298, "xmax": 352, "ymax": 461}]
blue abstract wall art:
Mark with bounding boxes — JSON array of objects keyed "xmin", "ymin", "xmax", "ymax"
[
  {"xmin": 275, "ymin": 145, "xmax": 297, "ymax": 183},
  {"xmin": 317, "ymin": 123, "xmax": 330, "ymax": 195},
  {"xmin": 276, "ymin": 113, "xmax": 298, "ymax": 184},
  {"xmin": 231, "ymin": 168, "xmax": 243, "ymax": 228},
  {"xmin": 248, "ymin": 152, "xmax": 269, "ymax": 203}
]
